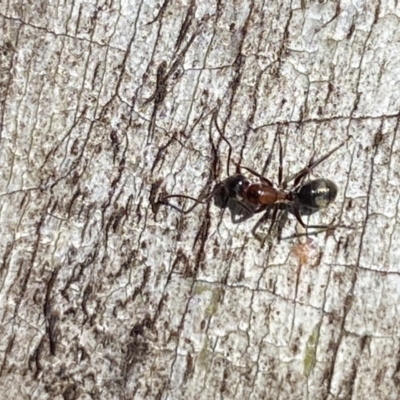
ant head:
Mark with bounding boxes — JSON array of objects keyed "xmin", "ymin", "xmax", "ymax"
[
  {"xmin": 213, "ymin": 174, "xmax": 251, "ymax": 209},
  {"xmin": 223, "ymin": 174, "xmax": 251, "ymax": 200}
]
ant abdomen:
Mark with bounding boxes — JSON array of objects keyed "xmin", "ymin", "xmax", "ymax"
[{"xmin": 296, "ymin": 179, "xmax": 338, "ymax": 210}]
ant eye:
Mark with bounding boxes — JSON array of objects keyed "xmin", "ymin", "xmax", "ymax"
[{"xmin": 234, "ymin": 179, "xmax": 250, "ymax": 197}]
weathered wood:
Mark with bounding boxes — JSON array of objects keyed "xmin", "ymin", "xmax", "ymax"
[{"xmin": 1, "ymin": 1, "xmax": 399, "ymax": 399}]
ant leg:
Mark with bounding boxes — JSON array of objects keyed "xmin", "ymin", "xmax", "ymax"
[
  {"xmin": 293, "ymin": 206, "xmax": 338, "ymax": 232},
  {"xmin": 278, "ymin": 134, "xmax": 283, "ymax": 187},
  {"xmin": 276, "ymin": 207, "xmax": 289, "ymax": 242},
  {"xmin": 255, "ymin": 206, "xmax": 280, "ymax": 247},
  {"xmin": 232, "ymin": 203, "xmax": 265, "ymax": 224},
  {"xmin": 285, "ymin": 142, "xmax": 345, "ymax": 189},
  {"xmin": 261, "ymin": 128, "xmax": 281, "ymax": 176},
  {"xmin": 261, "ymin": 137, "xmax": 276, "ymax": 176},
  {"xmin": 264, "ymin": 205, "xmax": 279, "ymax": 242},
  {"xmin": 232, "ymin": 212, "xmax": 253, "ymax": 224},
  {"xmin": 237, "ymin": 165, "xmax": 274, "ymax": 186},
  {"xmin": 251, "ymin": 207, "xmax": 272, "ymax": 240},
  {"xmin": 251, "ymin": 205, "xmax": 281, "ymax": 245},
  {"xmin": 293, "ymin": 206, "xmax": 307, "ymax": 229}
]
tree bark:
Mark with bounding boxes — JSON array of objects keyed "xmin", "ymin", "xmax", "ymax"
[{"xmin": 1, "ymin": 1, "xmax": 400, "ymax": 399}]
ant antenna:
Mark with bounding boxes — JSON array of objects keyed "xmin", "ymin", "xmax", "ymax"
[
  {"xmin": 158, "ymin": 110, "xmax": 239, "ymax": 215},
  {"xmin": 159, "ymin": 184, "xmax": 224, "ymax": 214},
  {"xmin": 212, "ymin": 111, "xmax": 234, "ymax": 176}
]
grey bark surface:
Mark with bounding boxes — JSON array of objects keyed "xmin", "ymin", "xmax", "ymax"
[{"xmin": 1, "ymin": 1, "xmax": 400, "ymax": 399}]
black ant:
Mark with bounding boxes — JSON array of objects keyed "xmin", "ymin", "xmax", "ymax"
[
  {"xmin": 159, "ymin": 129, "xmax": 344, "ymax": 240},
  {"xmin": 229, "ymin": 136, "xmax": 344, "ymax": 240}
]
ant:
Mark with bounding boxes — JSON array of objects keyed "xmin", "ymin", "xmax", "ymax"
[
  {"xmin": 226, "ymin": 136, "xmax": 344, "ymax": 240},
  {"xmin": 159, "ymin": 128, "xmax": 344, "ymax": 241}
]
